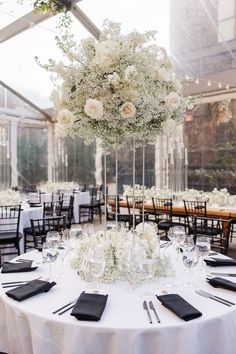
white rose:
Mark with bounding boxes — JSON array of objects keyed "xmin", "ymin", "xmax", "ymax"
[
  {"xmin": 124, "ymin": 65, "xmax": 137, "ymax": 81},
  {"xmin": 165, "ymin": 92, "xmax": 181, "ymax": 109},
  {"xmin": 84, "ymin": 99, "xmax": 104, "ymax": 120},
  {"xmin": 156, "ymin": 66, "xmax": 171, "ymax": 82},
  {"xmin": 93, "ymin": 40, "xmax": 120, "ymax": 71},
  {"xmin": 107, "ymin": 72, "xmax": 120, "ymax": 86},
  {"xmin": 57, "ymin": 109, "xmax": 74, "ymax": 127},
  {"xmin": 120, "ymin": 102, "xmax": 136, "ymax": 119}
]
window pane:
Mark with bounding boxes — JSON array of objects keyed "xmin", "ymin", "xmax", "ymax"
[
  {"xmin": 218, "ymin": 0, "xmax": 235, "ymax": 21},
  {"xmin": 17, "ymin": 126, "xmax": 48, "ymax": 186},
  {"xmin": 219, "ymin": 18, "xmax": 235, "ymax": 42},
  {"xmin": 184, "ymin": 100, "xmax": 236, "ymax": 193}
]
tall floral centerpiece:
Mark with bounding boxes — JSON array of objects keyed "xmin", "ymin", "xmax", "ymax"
[
  {"xmin": 48, "ymin": 20, "xmax": 186, "ymax": 284},
  {"xmin": 51, "ymin": 20, "xmax": 186, "ymax": 146}
]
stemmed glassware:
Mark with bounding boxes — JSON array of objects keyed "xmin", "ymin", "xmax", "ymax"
[
  {"xmin": 168, "ymin": 226, "xmax": 186, "ymax": 264},
  {"xmin": 182, "ymin": 245, "xmax": 199, "ymax": 286},
  {"xmin": 57, "ymin": 239, "xmax": 70, "ymax": 278},
  {"xmin": 87, "ymin": 245, "xmax": 105, "ymax": 293},
  {"xmin": 42, "ymin": 239, "xmax": 59, "ymax": 280},
  {"xmin": 196, "ymin": 235, "xmax": 211, "ymax": 272}
]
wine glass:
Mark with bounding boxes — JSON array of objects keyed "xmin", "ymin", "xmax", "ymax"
[
  {"xmin": 82, "ymin": 224, "xmax": 94, "ymax": 237},
  {"xmin": 88, "ymin": 256, "xmax": 105, "ymax": 294},
  {"xmin": 196, "ymin": 235, "xmax": 211, "ymax": 272},
  {"xmin": 46, "ymin": 231, "xmax": 60, "ymax": 245},
  {"xmin": 47, "ymin": 238, "xmax": 59, "ymax": 280},
  {"xmin": 86, "ymin": 245, "xmax": 105, "ymax": 293},
  {"xmin": 182, "ymin": 246, "xmax": 199, "ymax": 286},
  {"xmin": 57, "ymin": 241, "xmax": 69, "ymax": 278}
]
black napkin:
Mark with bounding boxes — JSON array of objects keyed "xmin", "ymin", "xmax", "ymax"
[
  {"xmin": 29, "ymin": 203, "xmax": 42, "ymax": 207},
  {"xmin": 156, "ymin": 294, "xmax": 202, "ymax": 321},
  {"xmin": 204, "ymin": 258, "xmax": 236, "ymax": 267},
  {"xmin": 1, "ymin": 261, "xmax": 38, "ymax": 273},
  {"xmin": 207, "ymin": 277, "xmax": 236, "ymax": 291},
  {"xmin": 6, "ymin": 279, "xmax": 56, "ymax": 301},
  {"xmin": 70, "ymin": 291, "xmax": 108, "ymax": 321}
]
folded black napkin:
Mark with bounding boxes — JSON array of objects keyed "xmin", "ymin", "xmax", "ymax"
[
  {"xmin": 6, "ymin": 279, "xmax": 56, "ymax": 301},
  {"xmin": 29, "ymin": 203, "xmax": 42, "ymax": 207},
  {"xmin": 156, "ymin": 294, "xmax": 202, "ymax": 321},
  {"xmin": 70, "ymin": 291, "xmax": 108, "ymax": 321},
  {"xmin": 207, "ymin": 277, "xmax": 236, "ymax": 291},
  {"xmin": 1, "ymin": 261, "xmax": 38, "ymax": 273},
  {"xmin": 204, "ymin": 258, "xmax": 236, "ymax": 267}
]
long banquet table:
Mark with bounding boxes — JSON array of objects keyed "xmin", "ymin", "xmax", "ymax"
[
  {"xmin": 117, "ymin": 199, "xmax": 236, "ymax": 219},
  {"xmin": 0, "ymin": 247, "xmax": 236, "ymax": 354}
]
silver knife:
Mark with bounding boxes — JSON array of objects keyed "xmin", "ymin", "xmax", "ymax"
[
  {"xmin": 195, "ymin": 290, "xmax": 232, "ymax": 306},
  {"xmin": 149, "ymin": 301, "xmax": 161, "ymax": 323},
  {"xmin": 143, "ymin": 300, "xmax": 152, "ymax": 324},
  {"xmin": 210, "ymin": 272, "xmax": 236, "ymax": 277},
  {"xmin": 198, "ymin": 289, "xmax": 235, "ymax": 306}
]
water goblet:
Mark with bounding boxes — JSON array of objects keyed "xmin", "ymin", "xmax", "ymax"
[
  {"xmin": 182, "ymin": 246, "xmax": 199, "ymax": 287},
  {"xmin": 57, "ymin": 241, "xmax": 69, "ymax": 278},
  {"xmin": 46, "ymin": 231, "xmax": 60, "ymax": 245},
  {"xmin": 88, "ymin": 255, "xmax": 105, "ymax": 294},
  {"xmin": 47, "ymin": 239, "xmax": 59, "ymax": 280},
  {"xmin": 196, "ymin": 235, "xmax": 211, "ymax": 272}
]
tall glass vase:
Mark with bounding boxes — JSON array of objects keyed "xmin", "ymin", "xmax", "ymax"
[
  {"xmin": 132, "ymin": 139, "xmax": 136, "ymax": 245},
  {"xmin": 103, "ymin": 152, "xmax": 107, "ymax": 240}
]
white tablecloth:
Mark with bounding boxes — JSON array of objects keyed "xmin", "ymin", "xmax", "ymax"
[
  {"xmin": 73, "ymin": 192, "xmax": 90, "ymax": 223},
  {"xmin": 0, "ymin": 248, "xmax": 236, "ymax": 354},
  {"xmin": 40, "ymin": 192, "xmax": 90, "ymax": 224}
]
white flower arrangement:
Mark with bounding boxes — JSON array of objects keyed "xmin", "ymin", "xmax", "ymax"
[
  {"xmin": 123, "ymin": 184, "xmax": 173, "ymax": 201},
  {"xmin": 48, "ymin": 20, "xmax": 186, "ymax": 147},
  {"xmin": 71, "ymin": 227, "xmax": 171, "ymax": 283},
  {"xmin": 123, "ymin": 185, "xmax": 231, "ymax": 206},
  {"xmin": 39, "ymin": 182, "xmax": 79, "ymax": 193},
  {"xmin": 0, "ymin": 189, "xmax": 20, "ymax": 206}
]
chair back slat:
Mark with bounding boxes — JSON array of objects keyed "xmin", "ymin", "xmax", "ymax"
[
  {"xmin": 0, "ymin": 205, "xmax": 21, "ymax": 234},
  {"xmin": 193, "ymin": 215, "xmax": 230, "ymax": 254},
  {"xmin": 43, "ymin": 200, "xmax": 63, "ymax": 217},
  {"xmin": 30, "ymin": 216, "xmax": 66, "ymax": 249},
  {"xmin": 126, "ymin": 196, "xmax": 144, "ymax": 215},
  {"xmin": 152, "ymin": 198, "xmax": 173, "ymax": 223}
]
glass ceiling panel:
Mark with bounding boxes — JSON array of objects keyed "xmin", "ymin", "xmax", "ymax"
[
  {"xmin": 0, "ymin": 8, "xmax": 90, "ymax": 109},
  {"xmin": 0, "ymin": 1, "xmax": 32, "ymax": 29},
  {"xmin": 79, "ymin": 0, "xmax": 170, "ymax": 49}
]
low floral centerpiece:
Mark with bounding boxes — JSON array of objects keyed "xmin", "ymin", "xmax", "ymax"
[
  {"xmin": 71, "ymin": 223, "xmax": 172, "ymax": 284},
  {"xmin": 0, "ymin": 189, "xmax": 20, "ymax": 206},
  {"xmin": 39, "ymin": 181, "xmax": 79, "ymax": 193}
]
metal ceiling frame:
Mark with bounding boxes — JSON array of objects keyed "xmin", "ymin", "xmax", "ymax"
[
  {"xmin": 0, "ymin": 80, "xmax": 51, "ymax": 121},
  {"xmin": 0, "ymin": 0, "xmax": 101, "ymax": 115}
]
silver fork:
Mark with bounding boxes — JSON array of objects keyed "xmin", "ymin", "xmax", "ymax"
[
  {"xmin": 195, "ymin": 290, "xmax": 232, "ymax": 306},
  {"xmin": 143, "ymin": 300, "xmax": 152, "ymax": 323}
]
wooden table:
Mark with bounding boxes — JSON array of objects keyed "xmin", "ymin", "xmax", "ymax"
[{"xmin": 116, "ymin": 200, "xmax": 236, "ymax": 219}]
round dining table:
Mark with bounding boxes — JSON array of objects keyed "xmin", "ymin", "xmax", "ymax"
[{"xmin": 0, "ymin": 246, "xmax": 236, "ymax": 354}]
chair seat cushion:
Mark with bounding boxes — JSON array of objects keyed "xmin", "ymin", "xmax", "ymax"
[
  {"xmin": 158, "ymin": 221, "xmax": 185, "ymax": 230},
  {"xmin": 23, "ymin": 227, "xmax": 40, "ymax": 235},
  {"xmin": 80, "ymin": 204, "xmax": 100, "ymax": 208},
  {"xmin": 190, "ymin": 227, "xmax": 220, "ymax": 236},
  {"xmin": 0, "ymin": 232, "xmax": 22, "ymax": 242}
]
